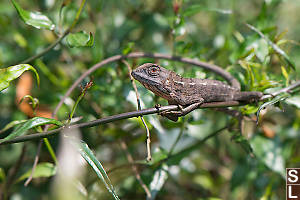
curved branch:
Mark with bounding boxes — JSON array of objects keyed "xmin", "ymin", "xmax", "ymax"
[{"xmin": 52, "ymin": 52, "xmax": 240, "ymax": 117}]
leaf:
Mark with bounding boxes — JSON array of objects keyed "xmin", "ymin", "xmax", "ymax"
[
  {"xmin": 183, "ymin": 5, "xmax": 232, "ymax": 17},
  {"xmin": 122, "ymin": 42, "xmax": 135, "ymax": 55},
  {"xmin": 0, "ymin": 117, "xmax": 63, "ymax": 144},
  {"xmin": 72, "ymin": 139, "xmax": 120, "ymax": 200},
  {"xmin": 256, "ymin": 92, "xmax": 291, "ymax": 123},
  {"xmin": 11, "ymin": 0, "xmax": 55, "ymax": 30},
  {"xmin": 0, "ymin": 120, "xmax": 27, "ymax": 134},
  {"xmin": 149, "ymin": 163, "xmax": 169, "ymax": 200},
  {"xmin": 246, "ymin": 23, "xmax": 295, "ymax": 70},
  {"xmin": 17, "ymin": 162, "xmax": 57, "ymax": 182},
  {"xmin": 66, "ymin": 31, "xmax": 94, "ymax": 47},
  {"xmin": 0, "ymin": 64, "xmax": 39, "ymax": 92}
]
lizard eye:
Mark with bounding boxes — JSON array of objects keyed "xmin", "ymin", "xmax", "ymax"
[{"xmin": 148, "ymin": 65, "xmax": 159, "ymax": 76}]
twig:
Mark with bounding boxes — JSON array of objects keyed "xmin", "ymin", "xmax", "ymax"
[
  {"xmin": 260, "ymin": 80, "xmax": 300, "ymax": 100},
  {"xmin": 24, "ymin": 141, "xmax": 42, "ymax": 186},
  {"xmin": 122, "ymin": 60, "xmax": 152, "ymax": 161},
  {"xmin": 119, "ymin": 140, "xmax": 151, "ymax": 199},
  {"xmin": 52, "ymin": 52, "xmax": 241, "ymax": 118}
]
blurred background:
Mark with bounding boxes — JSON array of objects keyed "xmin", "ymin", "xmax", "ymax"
[{"xmin": 0, "ymin": 0, "xmax": 300, "ymax": 199}]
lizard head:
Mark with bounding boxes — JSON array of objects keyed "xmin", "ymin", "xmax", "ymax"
[
  {"xmin": 131, "ymin": 63, "xmax": 172, "ymax": 100},
  {"xmin": 131, "ymin": 63, "xmax": 169, "ymax": 87}
]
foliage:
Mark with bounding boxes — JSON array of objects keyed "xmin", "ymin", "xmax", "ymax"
[{"xmin": 0, "ymin": 0, "xmax": 300, "ymax": 199}]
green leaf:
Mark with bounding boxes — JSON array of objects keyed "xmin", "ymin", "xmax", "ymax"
[
  {"xmin": 0, "ymin": 117, "xmax": 63, "ymax": 144},
  {"xmin": 11, "ymin": 0, "xmax": 55, "ymax": 30},
  {"xmin": 149, "ymin": 163, "xmax": 169, "ymax": 200},
  {"xmin": 183, "ymin": 5, "xmax": 232, "ymax": 17},
  {"xmin": 66, "ymin": 31, "xmax": 94, "ymax": 47},
  {"xmin": 122, "ymin": 42, "xmax": 135, "ymax": 55},
  {"xmin": 246, "ymin": 23, "xmax": 295, "ymax": 70},
  {"xmin": 0, "ymin": 64, "xmax": 39, "ymax": 92},
  {"xmin": 72, "ymin": 139, "xmax": 120, "ymax": 200},
  {"xmin": 17, "ymin": 162, "xmax": 57, "ymax": 182},
  {"xmin": 0, "ymin": 120, "xmax": 27, "ymax": 134}
]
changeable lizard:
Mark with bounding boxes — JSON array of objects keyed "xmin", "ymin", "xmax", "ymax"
[{"xmin": 131, "ymin": 63, "xmax": 262, "ymax": 121}]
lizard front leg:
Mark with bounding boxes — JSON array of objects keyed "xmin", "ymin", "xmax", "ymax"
[{"xmin": 161, "ymin": 93, "xmax": 204, "ymax": 121}]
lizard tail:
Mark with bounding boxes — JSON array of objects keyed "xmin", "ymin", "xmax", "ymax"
[{"xmin": 234, "ymin": 91, "xmax": 263, "ymax": 102}]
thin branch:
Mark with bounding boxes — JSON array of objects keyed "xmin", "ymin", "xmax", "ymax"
[
  {"xmin": 0, "ymin": 102, "xmax": 240, "ymax": 145},
  {"xmin": 52, "ymin": 52, "xmax": 241, "ymax": 117},
  {"xmin": 122, "ymin": 60, "xmax": 152, "ymax": 161},
  {"xmin": 260, "ymin": 80, "xmax": 300, "ymax": 100},
  {"xmin": 24, "ymin": 141, "xmax": 42, "ymax": 186},
  {"xmin": 119, "ymin": 140, "xmax": 151, "ymax": 199}
]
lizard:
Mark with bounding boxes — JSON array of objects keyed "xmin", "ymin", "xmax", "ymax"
[{"xmin": 131, "ymin": 63, "xmax": 263, "ymax": 121}]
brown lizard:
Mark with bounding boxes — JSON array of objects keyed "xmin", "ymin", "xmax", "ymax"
[{"xmin": 131, "ymin": 63, "xmax": 263, "ymax": 121}]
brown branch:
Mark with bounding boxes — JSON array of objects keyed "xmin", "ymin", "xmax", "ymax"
[{"xmin": 0, "ymin": 102, "xmax": 240, "ymax": 145}]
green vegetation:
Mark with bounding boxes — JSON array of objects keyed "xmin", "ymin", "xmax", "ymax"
[{"xmin": 0, "ymin": 0, "xmax": 300, "ymax": 199}]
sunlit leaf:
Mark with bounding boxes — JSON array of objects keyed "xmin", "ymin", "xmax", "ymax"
[
  {"xmin": 183, "ymin": 5, "xmax": 232, "ymax": 17},
  {"xmin": 11, "ymin": 0, "xmax": 55, "ymax": 30},
  {"xmin": 0, "ymin": 120, "xmax": 27, "ymax": 134},
  {"xmin": 17, "ymin": 162, "xmax": 57, "ymax": 182},
  {"xmin": 72, "ymin": 139, "xmax": 120, "ymax": 200},
  {"xmin": 0, "ymin": 64, "xmax": 39, "ymax": 92},
  {"xmin": 246, "ymin": 23, "xmax": 295, "ymax": 70},
  {"xmin": 0, "ymin": 117, "xmax": 63, "ymax": 144},
  {"xmin": 66, "ymin": 31, "xmax": 94, "ymax": 47}
]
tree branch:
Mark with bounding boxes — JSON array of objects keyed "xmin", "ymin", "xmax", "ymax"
[{"xmin": 0, "ymin": 102, "xmax": 240, "ymax": 145}]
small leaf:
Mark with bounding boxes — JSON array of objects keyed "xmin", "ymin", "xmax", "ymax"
[
  {"xmin": 0, "ymin": 64, "xmax": 39, "ymax": 92},
  {"xmin": 246, "ymin": 23, "xmax": 295, "ymax": 70},
  {"xmin": 122, "ymin": 42, "xmax": 135, "ymax": 55},
  {"xmin": 281, "ymin": 66, "xmax": 289, "ymax": 86},
  {"xmin": 71, "ymin": 139, "xmax": 120, "ymax": 200},
  {"xmin": 11, "ymin": 0, "xmax": 55, "ymax": 30},
  {"xmin": 66, "ymin": 31, "xmax": 94, "ymax": 47},
  {"xmin": 183, "ymin": 5, "xmax": 232, "ymax": 17},
  {"xmin": 0, "ymin": 120, "xmax": 27, "ymax": 134},
  {"xmin": 17, "ymin": 162, "xmax": 57, "ymax": 182},
  {"xmin": 0, "ymin": 117, "xmax": 63, "ymax": 144}
]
